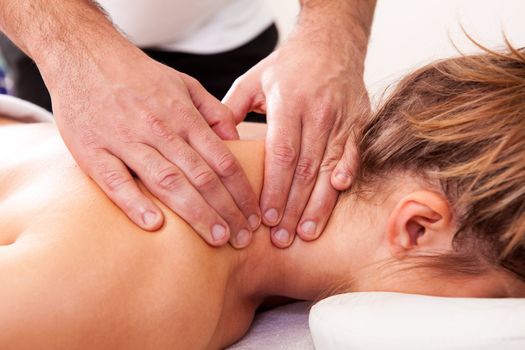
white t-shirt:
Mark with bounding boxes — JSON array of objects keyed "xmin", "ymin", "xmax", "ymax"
[{"xmin": 97, "ymin": 0, "xmax": 274, "ymax": 54}]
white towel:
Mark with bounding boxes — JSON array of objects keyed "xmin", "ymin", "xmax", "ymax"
[
  {"xmin": 227, "ymin": 302, "xmax": 314, "ymax": 350},
  {"xmin": 0, "ymin": 94, "xmax": 54, "ymax": 123}
]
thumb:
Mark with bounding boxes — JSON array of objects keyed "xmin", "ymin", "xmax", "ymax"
[
  {"xmin": 331, "ymin": 127, "xmax": 359, "ymax": 191},
  {"xmin": 223, "ymin": 69, "xmax": 264, "ymax": 125},
  {"xmin": 181, "ymin": 73, "xmax": 240, "ymax": 140},
  {"xmin": 332, "ymin": 92, "xmax": 370, "ymax": 191}
]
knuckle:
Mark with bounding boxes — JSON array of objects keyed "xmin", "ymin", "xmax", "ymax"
[
  {"xmin": 215, "ymin": 152, "xmax": 239, "ymax": 178},
  {"xmin": 142, "ymin": 152, "xmax": 163, "ymax": 177},
  {"xmin": 146, "ymin": 113, "xmax": 176, "ymax": 142},
  {"xmin": 155, "ymin": 167, "xmax": 186, "ymax": 191},
  {"xmin": 192, "ymin": 168, "xmax": 218, "ymax": 191},
  {"xmin": 294, "ymin": 157, "xmax": 317, "ymax": 184},
  {"xmin": 99, "ymin": 167, "xmax": 131, "ymax": 192},
  {"xmin": 113, "ymin": 120, "xmax": 138, "ymax": 144},
  {"xmin": 181, "ymin": 73, "xmax": 199, "ymax": 86},
  {"xmin": 116, "ymin": 126, "xmax": 133, "ymax": 143},
  {"xmin": 319, "ymin": 146, "xmax": 344, "ymax": 175},
  {"xmin": 81, "ymin": 128, "xmax": 102, "ymax": 149},
  {"xmin": 272, "ymin": 143, "xmax": 297, "ymax": 168},
  {"xmin": 319, "ymin": 155, "xmax": 339, "ymax": 174}
]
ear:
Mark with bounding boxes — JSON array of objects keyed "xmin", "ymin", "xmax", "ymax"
[{"xmin": 386, "ymin": 191, "xmax": 456, "ymax": 259}]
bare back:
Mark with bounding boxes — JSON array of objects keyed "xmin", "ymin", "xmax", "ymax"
[{"xmin": 0, "ymin": 119, "xmax": 266, "ymax": 349}]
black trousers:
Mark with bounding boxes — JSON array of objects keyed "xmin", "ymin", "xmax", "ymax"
[{"xmin": 0, "ymin": 24, "xmax": 278, "ymax": 123}]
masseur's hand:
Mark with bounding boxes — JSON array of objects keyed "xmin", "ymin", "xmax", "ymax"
[
  {"xmin": 49, "ymin": 46, "xmax": 262, "ymax": 247},
  {"xmin": 224, "ymin": 1, "xmax": 373, "ymax": 248},
  {"xmin": 0, "ymin": 0, "xmax": 262, "ymax": 248}
]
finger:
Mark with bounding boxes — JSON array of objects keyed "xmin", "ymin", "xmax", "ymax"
[
  {"xmin": 186, "ymin": 119, "xmax": 262, "ymax": 233},
  {"xmin": 180, "ymin": 73, "xmax": 240, "ymax": 140},
  {"xmin": 260, "ymin": 98, "xmax": 302, "ymax": 227},
  {"xmin": 270, "ymin": 117, "xmax": 331, "ymax": 247},
  {"xmin": 297, "ymin": 169, "xmax": 339, "ymax": 241},
  {"xmin": 331, "ymin": 124, "xmax": 360, "ymax": 191},
  {"xmin": 114, "ymin": 143, "xmax": 232, "ymax": 246},
  {"xmin": 297, "ymin": 129, "xmax": 346, "ymax": 241},
  {"xmin": 222, "ymin": 68, "xmax": 264, "ymax": 124},
  {"xmin": 149, "ymin": 134, "xmax": 253, "ymax": 248},
  {"xmin": 86, "ymin": 149, "xmax": 164, "ymax": 231}
]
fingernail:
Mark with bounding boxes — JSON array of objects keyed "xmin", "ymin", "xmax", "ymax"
[
  {"xmin": 142, "ymin": 211, "xmax": 159, "ymax": 227},
  {"xmin": 211, "ymin": 224, "xmax": 227, "ymax": 242},
  {"xmin": 236, "ymin": 229, "xmax": 251, "ymax": 247},
  {"xmin": 301, "ymin": 220, "xmax": 317, "ymax": 238},
  {"xmin": 264, "ymin": 208, "xmax": 279, "ymax": 225},
  {"xmin": 273, "ymin": 228, "xmax": 290, "ymax": 245},
  {"xmin": 248, "ymin": 214, "xmax": 260, "ymax": 230}
]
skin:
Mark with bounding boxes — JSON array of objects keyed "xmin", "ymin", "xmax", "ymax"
[
  {"xmin": 0, "ymin": 117, "xmax": 522, "ymax": 349},
  {"xmin": 0, "ymin": 0, "xmax": 376, "ymax": 249}
]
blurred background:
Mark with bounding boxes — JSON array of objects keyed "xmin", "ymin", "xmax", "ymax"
[
  {"xmin": 267, "ymin": 0, "xmax": 525, "ymax": 101},
  {"xmin": 2, "ymin": 0, "xmax": 525, "ymax": 102}
]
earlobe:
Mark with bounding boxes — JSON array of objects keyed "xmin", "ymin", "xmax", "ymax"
[{"xmin": 386, "ymin": 191, "xmax": 455, "ymax": 259}]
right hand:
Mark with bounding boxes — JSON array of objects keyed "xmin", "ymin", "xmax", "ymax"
[{"xmin": 48, "ymin": 48, "xmax": 261, "ymax": 248}]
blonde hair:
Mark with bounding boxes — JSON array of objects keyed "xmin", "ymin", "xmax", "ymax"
[{"xmin": 354, "ymin": 43, "xmax": 525, "ymax": 282}]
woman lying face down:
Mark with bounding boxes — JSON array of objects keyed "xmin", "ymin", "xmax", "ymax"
[{"xmin": 0, "ymin": 47, "xmax": 524, "ymax": 349}]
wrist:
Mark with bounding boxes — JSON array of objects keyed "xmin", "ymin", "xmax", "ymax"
[
  {"xmin": 289, "ymin": 19, "xmax": 365, "ymax": 77},
  {"xmin": 0, "ymin": 0, "xmax": 141, "ymax": 91},
  {"xmin": 296, "ymin": 0, "xmax": 375, "ymax": 66},
  {"xmin": 37, "ymin": 30, "xmax": 142, "ymax": 92}
]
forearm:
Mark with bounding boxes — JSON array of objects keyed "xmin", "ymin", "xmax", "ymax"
[
  {"xmin": 0, "ymin": 0, "xmax": 137, "ymax": 87},
  {"xmin": 297, "ymin": 0, "xmax": 376, "ymax": 71}
]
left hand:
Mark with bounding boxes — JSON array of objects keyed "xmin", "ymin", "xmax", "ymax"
[{"xmin": 223, "ymin": 25, "xmax": 370, "ymax": 248}]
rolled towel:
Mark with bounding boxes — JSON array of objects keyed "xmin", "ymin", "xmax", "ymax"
[{"xmin": 0, "ymin": 94, "xmax": 54, "ymax": 123}]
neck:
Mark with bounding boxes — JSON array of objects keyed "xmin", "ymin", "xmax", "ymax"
[
  {"xmin": 220, "ymin": 139, "xmax": 391, "ymax": 306},
  {"xmin": 235, "ymin": 202, "xmax": 361, "ymax": 305}
]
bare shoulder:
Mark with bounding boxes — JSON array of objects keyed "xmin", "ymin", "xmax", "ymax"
[
  {"xmin": 237, "ymin": 121, "xmax": 267, "ymax": 140},
  {"xmin": 226, "ymin": 138, "xmax": 265, "ymax": 198}
]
